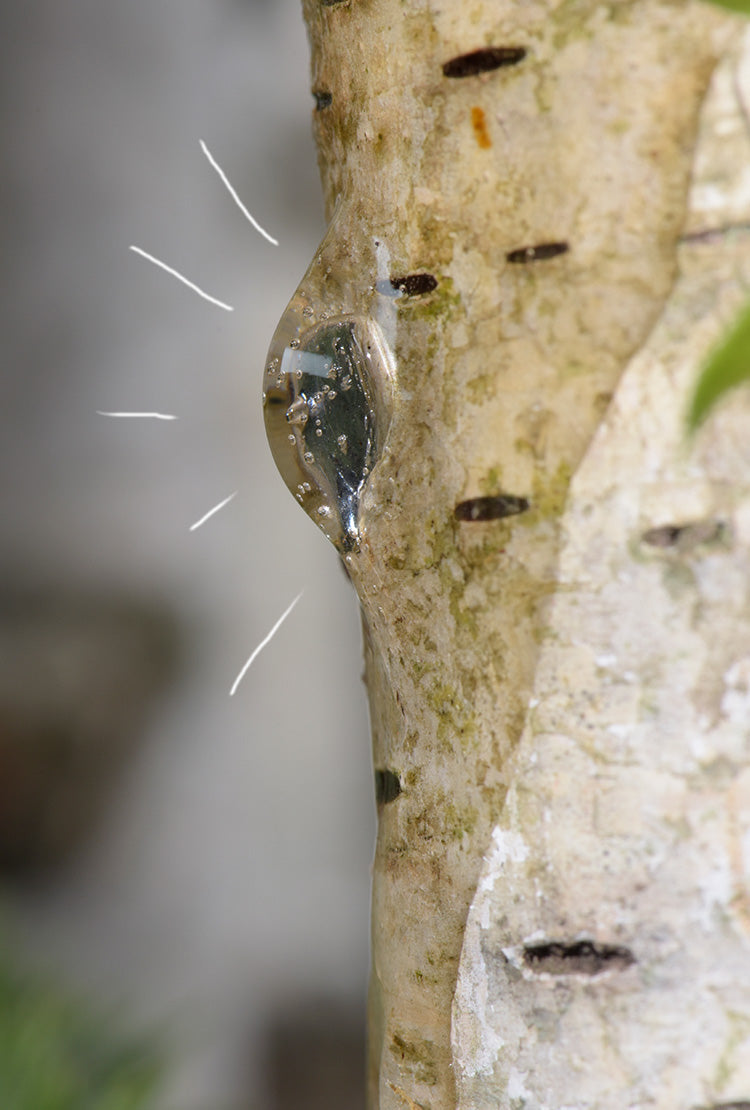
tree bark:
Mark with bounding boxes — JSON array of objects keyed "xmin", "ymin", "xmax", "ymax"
[{"xmin": 264, "ymin": 2, "xmax": 749, "ymax": 1107}]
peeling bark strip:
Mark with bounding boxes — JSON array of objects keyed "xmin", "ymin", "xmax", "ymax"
[{"xmin": 269, "ymin": 3, "xmax": 740, "ymax": 1108}]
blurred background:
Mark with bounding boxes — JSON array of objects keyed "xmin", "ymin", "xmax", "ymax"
[{"xmin": 0, "ymin": 1, "xmax": 373, "ymax": 1106}]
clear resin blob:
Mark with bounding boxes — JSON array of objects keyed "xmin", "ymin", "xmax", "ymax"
[{"xmin": 263, "ymin": 224, "xmax": 396, "ymax": 552}]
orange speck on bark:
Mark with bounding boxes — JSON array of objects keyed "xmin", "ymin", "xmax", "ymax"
[{"xmin": 471, "ymin": 106, "xmax": 492, "ymax": 149}]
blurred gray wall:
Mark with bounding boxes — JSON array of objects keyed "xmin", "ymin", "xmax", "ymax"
[{"xmin": 0, "ymin": 2, "xmax": 373, "ymax": 1106}]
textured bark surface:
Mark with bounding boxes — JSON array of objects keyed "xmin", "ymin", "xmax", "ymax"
[
  {"xmin": 453, "ymin": 30, "xmax": 750, "ymax": 1109},
  {"xmin": 267, "ymin": 2, "xmax": 747, "ymax": 1107}
]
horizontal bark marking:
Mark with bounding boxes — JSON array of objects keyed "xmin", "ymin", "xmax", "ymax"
[
  {"xmin": 522, "ymin": 940, "xmax": 635, "ymax": 976},
  {"xmin": 375, "ymin": 768, "xmax": 402, "ymax": 805},
  {"xmin": 506, "ymin": 241, "xmax": 570, "ymax": 263},
  {"xmin": 641, "ymin": 520, "xmax": 726, "ymax": 551},
  {"xmin": 454, "ymin": 495, "xmax": 530, "ymax": 522},
  {"xmin": 442, "ymin": 46, "xmax": 526, "ymax": 78},
  {"xmin": 698, "ymin": 1104, "xmax": 750, "ymax": 1110},
  {"xmin": 390, "ymin": 273, "xmax": 438, "ymax": 296}
]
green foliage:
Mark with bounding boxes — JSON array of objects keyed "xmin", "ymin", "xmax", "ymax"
[
  {"xmin": 702, "ymin": 0, "xmax": 750, "ymax": 12},
  {"xmin": 687, "ymin": 299, "xmax": 750, "ymax": 431},
  {"xmin": 0, "ymin": 948, "xmax": 161, "ymax": 1110}
]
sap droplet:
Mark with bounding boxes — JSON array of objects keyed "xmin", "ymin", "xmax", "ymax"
[
  {"xmin": 262, "ymin": 226, "xmax": 395, "ymax": 552},
  {"xmin": 264, "ymin": 316, "xmax": 393, "ymax": 549},
  {"xmin": 287, "ymin": 433, "xmax": 296, "ymax": 443}
]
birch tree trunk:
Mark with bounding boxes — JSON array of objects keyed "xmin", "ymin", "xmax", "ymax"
[{"xmin": 264, "ymin": 2, "xmax": 750, "ymax": 1107}]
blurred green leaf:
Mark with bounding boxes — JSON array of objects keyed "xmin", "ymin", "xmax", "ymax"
[
  {"xmin": 702, "ymin": 0, "xmax": 750, "ymax": 11},
  {"xmin": 688, "ymin": 299, "xmax": 750, "ymax": 432},
  {"xmin": 0, "ymin": 940, "xmax": 162, "ymax": 1110}
]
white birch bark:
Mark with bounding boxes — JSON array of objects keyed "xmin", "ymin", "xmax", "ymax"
[
  {"xmin": 266, "ymin": 2, "xmax": 749, "ymax": 1106},
  {"xmin": 453, "ymin": 28, "xmax": 750, "ymax": 1109}
]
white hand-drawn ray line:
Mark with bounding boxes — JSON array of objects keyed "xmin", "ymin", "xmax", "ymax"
[
  {"xmin": 97, "ymin": 411, "xmax": 178, "ymax": 420},
  {"xmin": 200, "ymin": 139, "xmax": 279, "ymax": 246},
  {"xmin": 230, "ymin": 592, "xmax": 303, "ymax": 696},
  {"xmin": 129, "ymin": 245, "xmax": 234, "ymax": 311},
  {"xmin": 189, "ymin": 491, "xmax": 238, "ymax": 532}
]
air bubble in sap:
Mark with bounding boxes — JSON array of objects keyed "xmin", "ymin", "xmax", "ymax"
[{"xmin": 286, "ymin": 398, "xmax": 309, "ymax": 426}]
